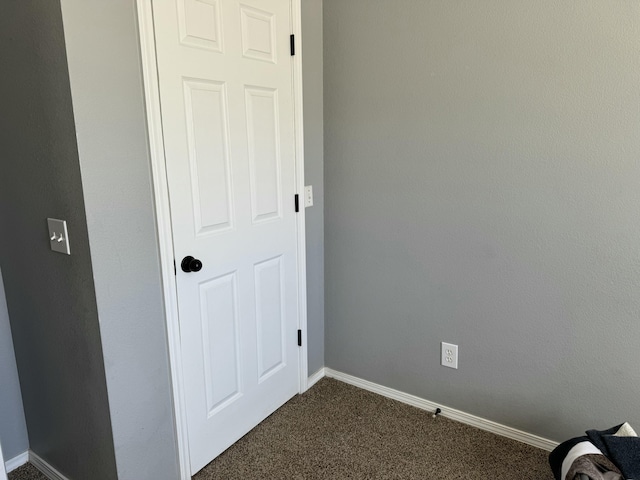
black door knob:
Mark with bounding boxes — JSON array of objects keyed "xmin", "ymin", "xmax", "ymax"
[{"xmin": 181, "ymin": 256, "xmax": 203, "ymax": 273}]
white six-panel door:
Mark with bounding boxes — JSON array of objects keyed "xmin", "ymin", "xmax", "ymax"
[{"xmin": 152, "ymin": 0, "xmax": 300, "ymax": 473}]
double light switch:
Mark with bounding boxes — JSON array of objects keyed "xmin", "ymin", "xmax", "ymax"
[{"xmin": 47, "ymin": 218, "xmax": 70, "ymax": 255}]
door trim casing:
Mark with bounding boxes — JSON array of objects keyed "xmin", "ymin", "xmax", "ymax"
[{"xmin": 135, "ymin": 2, "xmax": 308, "ymax": 478}]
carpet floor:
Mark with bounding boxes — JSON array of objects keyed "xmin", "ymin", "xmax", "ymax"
[
  {"xmin": 7, "ymin": 464, "xmax": 46, "ymax": 480},
  {"xmin": 8, "ymin": 378, "xmax": 554, "ymax": 479},
  {"xmin": 193, "ymin": 378, "xmax": 553, "ymax": 479}
]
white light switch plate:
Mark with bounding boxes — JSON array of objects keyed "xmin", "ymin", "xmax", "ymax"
[
  {"xmin": 47, "ymin": 218, "xmax": 71, "ymax": 255},
  {"xmin": 304, "ymin": 185, "xmax": 313, "ymax": 208}
]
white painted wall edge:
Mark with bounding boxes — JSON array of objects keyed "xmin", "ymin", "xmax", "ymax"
[
  {"xmin": 29, "ymin": 450, "xmax": 69, "ymax": 480},
  {"xmin": 0, "ymin": 448, "xmax": 6, "ymax": 480},
  {"xmin": 324, "ymin": 368, "xmax": 559, "ymax": 452},
  {"xmin": 4, "ymin": 451, "xmax": 27, "ymax": 473},
  {"xmin": 135, "ymin": 2, "xmax": 191, "ymax": 478},
  {"xmin": 307, "ymin": 367, "xmax": 325, "ymax": 389}
]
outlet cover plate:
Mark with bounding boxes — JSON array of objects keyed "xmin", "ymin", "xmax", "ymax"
[
  {"xmin": 304, "ymin": 185, "xmax": 313, "ymax": 207},
  {"xmin": 441, "ymin": 342, "xmax": 458, "ymax": 369}
]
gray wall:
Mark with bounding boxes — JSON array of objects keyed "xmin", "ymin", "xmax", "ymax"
[
  {"xmin": 324, "ymin": 0, "xmax": 640, "ymax": 442},
  {"xmin": 302, "ymin": 0, "xmax": 325, "ymax": 376},
  {"xmin": 0, "ymin": 269, "xmax": 28, "ymax": 461},
  {"xmin": 60, "ymin": 1, "xmax": 180, "ymax": 478},
  {"xmin": 0, "ymin": 2, "xmax": 117, "ymax": 478}
]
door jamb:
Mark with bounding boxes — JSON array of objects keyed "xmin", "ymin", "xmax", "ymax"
[{"xmin": 135, "ymin": 2, "xmax": 309, "ymax": 478}]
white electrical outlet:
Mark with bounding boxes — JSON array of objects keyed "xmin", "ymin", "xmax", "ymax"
[
  {"xmin": 441, "ymin": 342, "xmax": 458, "ymax": 369},
  {"xmin": 304, "ymin": 185, "xmax": 313, "ymax": 207}
]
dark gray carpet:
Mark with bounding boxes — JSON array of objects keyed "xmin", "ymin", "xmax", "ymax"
[
  {"xmin": 7, "ymin": 463, "xmax": 46, "ymax": 480},
  {"xmin": 194, "ymin": 378, "xmax": 553, "ymax": 479},
  {"xmin": 8, "ymin": 378, "xmax": 554, "ymax": 479}
]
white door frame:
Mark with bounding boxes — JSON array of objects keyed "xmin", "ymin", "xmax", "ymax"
[{"xmin": 136, "ymin": 2, "xmax": 309, "ymax": 478}]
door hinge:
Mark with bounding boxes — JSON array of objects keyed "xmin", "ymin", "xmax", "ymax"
[
  {"xmin": 173, "ymin": 259, "xmax": 176, "ymax": 275},
  {"xmin": 297, "ymin": 329, "xmax": 302, "ymax": 347},
  {"xmin": 294, "ymin": 194, "xmax": 300, "ymax": 212},
  {"xmin": 290, "ymin": 34, "xmax": 295, "ymax": 56}
]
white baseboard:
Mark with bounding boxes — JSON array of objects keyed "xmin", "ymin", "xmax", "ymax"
[
  {"xmin": 306, "ymin": 367, "xmax": 326, "ymax": 389},
  {"xmin": 5, "ymin": 451, "xmax": 28, "ymax": 473},
  {"xmin": 29, "ymin": 451, "xmax": 69, "ymax": 480},
  {"xmin": 324, "ymin": 368, "xmax": 558, "ymax": 452}
]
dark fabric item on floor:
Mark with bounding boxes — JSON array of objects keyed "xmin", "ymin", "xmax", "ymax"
[
  {"xmin": 194, "ymin": 378, "xmax": 553, "ymax": 480},
  {"xmin": 7, "ymin": 463, "xmax": 47, "ymax": 480},
  {"xmin": 566, "ymin": 455, "xmax": 622, "ymax": 480},
  {"xmin": 550, "ymin": 436, "xmax": 591, "ymax": 480},
  {"xmin": 588, "ymin": 426, "xmax": 640, "ymax": 480}
]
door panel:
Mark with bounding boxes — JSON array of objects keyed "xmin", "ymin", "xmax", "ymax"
[
  {"xmin": 245, "ymin": 86, "xmax": 282, "ymax": 222},
  {"xmin": 177, "ymin": 0, "xmax": 224, "ymax": 52},
  {"xmin": 183, "ymin": 79, "xmax": 234, "ymax": 234},
  {"xmin": 255, "ymin": 255, "xmax": 286, "ymax": 381},
  {"xmin": 200, "ymin": 271, "xmax": 242, "ymax": 416}
]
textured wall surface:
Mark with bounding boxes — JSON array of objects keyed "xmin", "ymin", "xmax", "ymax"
[
  {"xmin": 0, "ymin": 269, "xmax": 28, "ymax": 460},
  {"xmin": 302, "ymin": 0, "xmax": 325, "ymax": 376},
  {"xmin": 0, "ymin": 2, "xmax": 117, "ymax": 478},
  {"xmin": 60, "ymin": 1, "xmax": 180, "ymax": 478},
  {"xmin": 324, "ymin": 0, "xmax": 640, "ymax": 441}
]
